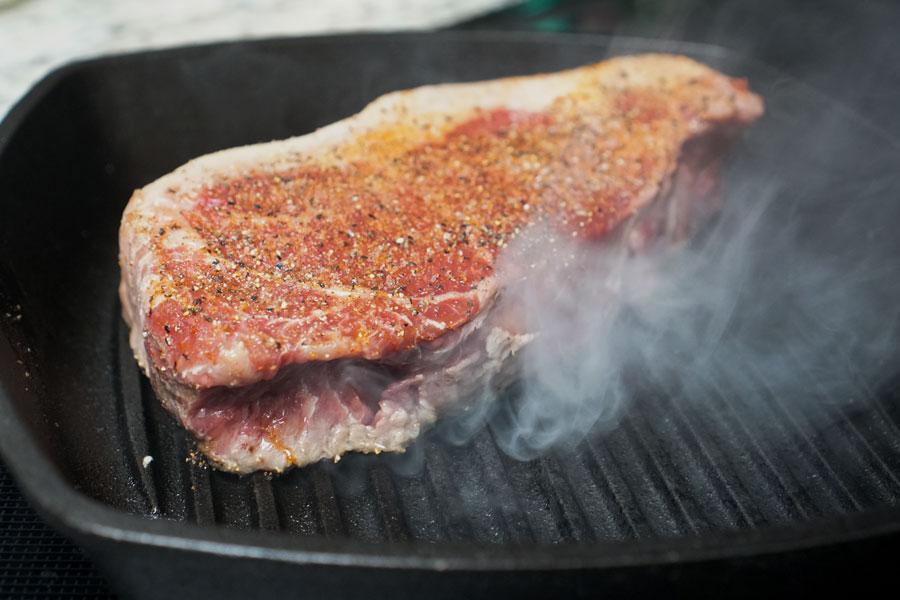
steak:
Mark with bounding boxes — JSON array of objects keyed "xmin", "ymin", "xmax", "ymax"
[{"xmin": 119, "ymin": 54, "xmax": 763, "ymax": 473}]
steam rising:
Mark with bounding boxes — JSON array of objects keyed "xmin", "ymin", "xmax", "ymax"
[
  {"xmin": 313, "ymin": 67, "xmax": 900, "ymax": 495},
  {"xmin": 429, "ymin": 86, "xmax": 900, "ymax": 463}
]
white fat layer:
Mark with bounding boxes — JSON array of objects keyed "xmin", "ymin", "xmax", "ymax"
[{"xmin": 213, "ymin": 340, "xmax": 253, "ymax": 386}]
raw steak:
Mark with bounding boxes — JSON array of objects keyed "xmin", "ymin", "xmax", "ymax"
[{"xmin": 119, "ymin": 54, "xmax": 763, "ymax": 473}]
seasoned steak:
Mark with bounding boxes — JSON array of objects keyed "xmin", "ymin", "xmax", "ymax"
[{"xmin": 119, "ymin": 54, "xmax": 763, "ymax": 473}]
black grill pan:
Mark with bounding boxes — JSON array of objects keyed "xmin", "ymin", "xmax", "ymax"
[{"xmin": 1, "ymin": 32, "xmax": 900, "ymax": 598}]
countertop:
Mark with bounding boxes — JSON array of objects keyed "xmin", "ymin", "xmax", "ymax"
[{"xmin": 0, "ymin": 0, "xmax": 515, "ymax": 119}]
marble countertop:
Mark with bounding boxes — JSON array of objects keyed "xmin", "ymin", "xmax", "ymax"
[{"xmin": 0, "ymin": 0, "xmax": 515, "ymax": 119}]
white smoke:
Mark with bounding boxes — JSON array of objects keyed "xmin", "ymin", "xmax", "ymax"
[{"xmin": 430, "ymin": 90, "xmax": 900, "ymax": 462}]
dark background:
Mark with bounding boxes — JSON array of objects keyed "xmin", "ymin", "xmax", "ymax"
[
  {"xmin": 2, "ymin": 0, "xmax": 899, "ymax": 597},
  {"xmin": 463, "ymin": 0, "xmax": 900, "ymax": 140}
]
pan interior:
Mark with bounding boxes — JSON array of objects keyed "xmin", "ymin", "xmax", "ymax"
[{"xmin": 1, "ymin": 34, "xmax": 899, "ymax": 548}]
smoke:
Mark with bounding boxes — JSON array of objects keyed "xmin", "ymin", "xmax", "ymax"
[{"xmin": 430, "ymin": 85, "xmax": 900, "ymax": 463}]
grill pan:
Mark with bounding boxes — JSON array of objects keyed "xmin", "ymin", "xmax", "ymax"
[{"xmin": 1, "ymin": 32, "xmax": 899, "ymax": 598}]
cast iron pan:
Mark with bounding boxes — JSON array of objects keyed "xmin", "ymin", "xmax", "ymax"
[{"xmin": 1, "ymin": 32, "xmax": 899, "ymax": 599}]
